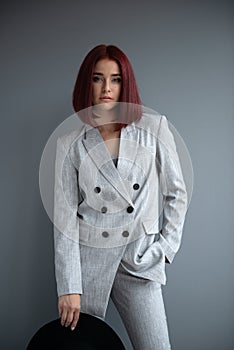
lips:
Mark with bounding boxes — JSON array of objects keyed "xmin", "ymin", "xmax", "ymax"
[{"xmin": 100, "ymin": 96, "xmax": 112, "ymax": 100}]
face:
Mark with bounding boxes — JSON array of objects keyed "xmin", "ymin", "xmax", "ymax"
[{"xmin": 92, "ymin": 58, "xmax": 122, "ymax": 111}]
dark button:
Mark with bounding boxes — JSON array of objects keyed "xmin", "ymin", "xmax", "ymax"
[
  {"xmin": 102, "ymin": 231, "xmax": 109, "ymax": 238},
  {"xmin": 94, "ymin": 186, "xmax": 101, "ymax": 193},
  {"xmin": 133, "ymin": 183, "xmax": 140, "ymax": 190},
  {"xmin": 127, "ymin": 206, "xmax": 134, "ymax": 213},
  {"xmin": 122, "ymin": 230, "xmax": 129, "ymax": 237},
  {"xmin": 101, "ymin": 206, "xmax": 107, "ymax": 213}
]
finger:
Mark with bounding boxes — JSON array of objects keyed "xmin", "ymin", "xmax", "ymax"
[
  {"xmin": 60, "ymin": 309, "xmax": 68, "ymax": 326},
  {"xmin": 65, "ymin": 309, "xmax": 75, "ymax": 327},
  {"xmin": 70, "ymin": 309, "xmax": 80, "ymax": 331},
  {"xmin": 58, "ymin": 304, "xmax": 63, "ymax": 318}
]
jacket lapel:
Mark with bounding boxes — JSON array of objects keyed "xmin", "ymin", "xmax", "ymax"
[{"xmin": 82, "ymin": 123, "xmax": 138, "ymax": 206}]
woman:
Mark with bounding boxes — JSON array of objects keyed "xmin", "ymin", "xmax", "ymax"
[{"xmin": 53, "ymin": 44, "xmax": 188, "ymax": 349}]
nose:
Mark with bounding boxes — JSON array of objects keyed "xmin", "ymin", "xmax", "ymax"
[{"xmin": 102, "ymin": 79, "xmax": 111, "ymax": 93}]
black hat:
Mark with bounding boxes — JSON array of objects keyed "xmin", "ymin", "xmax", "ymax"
[{"xmin": 26, "ymin": 312, "xmax": 125, "ymax": 349}]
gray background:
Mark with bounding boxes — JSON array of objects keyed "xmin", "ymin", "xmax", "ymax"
[{"xmin": 1, "ymin": 0, "xmax": 233, "ymax": 349}]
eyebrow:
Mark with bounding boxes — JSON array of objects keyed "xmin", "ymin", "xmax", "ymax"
[{"xmin": 93, "ymin": 72, "xmax": 122, "ymax": 76}]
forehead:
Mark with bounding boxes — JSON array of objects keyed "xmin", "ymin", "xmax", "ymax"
[{"xmin": 94, "ymin": 58, "xmax": 120, "ymax": 73}]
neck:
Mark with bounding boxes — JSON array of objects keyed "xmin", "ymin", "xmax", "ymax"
[{"xmin": 97, "ymin": 123, "xmax": 121, "ymax": 134}]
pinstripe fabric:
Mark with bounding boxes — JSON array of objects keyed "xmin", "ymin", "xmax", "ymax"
[
  {"xmin": 110, "ymin": 262, "xmax": 171, "ymax": 350},
  {"xmin": 53, "ymin": 111, "xmax": 188, "ymax": 325}
]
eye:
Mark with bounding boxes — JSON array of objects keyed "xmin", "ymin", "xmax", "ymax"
[
  {"xmin": 93, "ymin": 76, "xmax": 103, "ymax": 83},
  {"xmin": 112, "ymin": 77, "xmax": 122, "ymax": 84}
]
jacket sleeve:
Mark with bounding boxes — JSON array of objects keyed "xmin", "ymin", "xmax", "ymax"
[
  {"xmin": 156, "ymin": 115, "xmax": 188, "ymax": 264},
  {"xmin": 53, "ymin": 137, "xmax": 83, "ymax": 296}
]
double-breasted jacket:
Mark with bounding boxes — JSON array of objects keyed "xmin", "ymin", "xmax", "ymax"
[{"xmin": 53, "ymin": 111, "xmax": 188, "ymax": 318}]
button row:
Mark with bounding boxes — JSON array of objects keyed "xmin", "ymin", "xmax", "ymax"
[
  {"xmin": 94, "ymin": 183, "xmax": 140, "ymax": 193},
  {"xmin": 101, "ymin": 205, "xmax": 134, "ymax": 214},
  {"xmin": 102, "ymin": 230, "xmax": 129, "ymax": 238}
]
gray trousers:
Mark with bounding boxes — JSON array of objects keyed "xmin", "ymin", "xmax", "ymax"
[{"xmin": 109, "ymin": 262, "xmax": 172, "ymax": 350}]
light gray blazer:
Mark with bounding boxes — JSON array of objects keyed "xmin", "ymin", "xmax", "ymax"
[{"xmin": 53, "ymin": 111, "xmax": 188, "ymax": 318}]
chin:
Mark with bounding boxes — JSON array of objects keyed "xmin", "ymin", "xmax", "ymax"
[{"xmin": 93, "ymin": 101, "xmax": 119, "ymax": 113}]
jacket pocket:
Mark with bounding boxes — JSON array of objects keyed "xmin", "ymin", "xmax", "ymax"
[
  {"xmin": 141, "ymin": 220, "xmax": 166, "ymax": 259},
  {"xmin": 142, "ymin": 219, "xmax": 159, "ymax": 235}
]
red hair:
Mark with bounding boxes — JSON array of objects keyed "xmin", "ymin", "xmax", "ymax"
[{"xmin": 72, "ymin": 44, "xmax": 142, "ymax": 128}]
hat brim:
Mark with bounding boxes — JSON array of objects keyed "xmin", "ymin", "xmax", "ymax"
[{"xmin": 26, "ymin": 312, "xmax": 125, "ymax": 349}]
